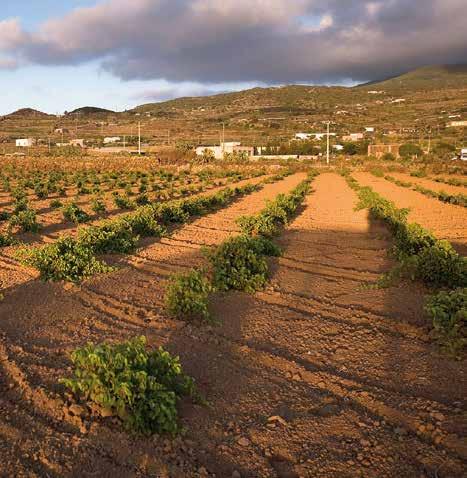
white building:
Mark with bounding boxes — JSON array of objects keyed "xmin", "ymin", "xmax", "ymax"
[
  {"xmin": 295, "ymin": 133, "xmax": 313, "ymax": 140},
  {"xmin": 333, "ymin": 144, "xmax": 344, "ymax": 151},
  {"xmin": 447, "ymin": 120, "xmax": 467, "ymax": 128},
  {"xmin": 16, "ymin": 138, "xmax": 35, "ymax": 147},
  {"xmin": 103, "ymin": 136, "xmax": 121, "ymax": 144},
  {"xmin": 365, "ymin": 127, "xmax": 375, "ymax": 133},
  {"xmin": 195, "ymin": 142, "xmax": 253, "ymax": 160}
]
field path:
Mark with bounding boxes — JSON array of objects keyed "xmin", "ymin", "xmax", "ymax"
[
  {"xmin": 354, "ymin": 171, "xmax": 467, "ymax": 254},
  {"xmin": 171, "ymin": 172, "xmax": 466, "ymax": 477}
]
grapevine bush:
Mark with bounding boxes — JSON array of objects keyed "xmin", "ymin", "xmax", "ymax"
[{"xmin": 60, "ymin": 336, "xmax": 194, "ymax": 435}]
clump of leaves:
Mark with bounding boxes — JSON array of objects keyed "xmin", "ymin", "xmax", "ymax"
[
  {"xmin": 425, "ymin": 288, "xmax": 466, "ymax": 355},
  {"xmin": 62, "ymin": 201, "xmax": 90, "ymax": 224},
  {"xmin": 113, "ymin": 193, "xmax": 135, "ymax": 210},
  {"xmin": 208, "ymin": 235, "xmax": 281, "ymax": 293},
  {"xmin": 0, "ymin": 232, "xmax": 14, "ymax": 247},
  {"xmin": 165, "ymin": 269, "xmax": 212, "ymax": 322},
  {"xmin": 8, "ymin": 208, "xmax": 40, "ymax": 233},
  {"xmin": 60, "ymin": 336, "xmax": 194, "ymax": 435},
  {"xmin": 91, "ymin": 196, "xmax": 106, "ymax": 214},
  {"xmin": 50, "ymin": 199, "xmax": 63, "ymax": 209},
  {"xmin": 77, "ymin": 219, "xmax": 138, "ymax": 255},
  {"xmin": 19, "ymin": 236, "xmax": 112, "ymax": 282}
]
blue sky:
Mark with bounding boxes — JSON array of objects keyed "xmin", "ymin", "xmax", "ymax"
[{"xmin": 0, "ymin": 1, "xmax": 465, "ymax": 115}]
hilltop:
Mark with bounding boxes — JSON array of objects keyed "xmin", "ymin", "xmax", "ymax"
[
  {"xmin": 67, "ymin": 106, "xmax": 116, "ymax": 115},
  {"xmin": 359, "ymin": 64, "xmax": 467, "ymax": 91},
  {"xmin": 4, "ymin": 108, "xmax": 51, "ymax": 118}
]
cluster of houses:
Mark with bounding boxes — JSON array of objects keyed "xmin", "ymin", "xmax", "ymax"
[{"xmin": 14, "ymin": 136, "xmax": 124, "ymax": 148}]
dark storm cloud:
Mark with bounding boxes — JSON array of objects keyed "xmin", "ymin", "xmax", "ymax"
[{"xmin": 1, "ymin": 0, "xmax": 466, "ymax": 84}]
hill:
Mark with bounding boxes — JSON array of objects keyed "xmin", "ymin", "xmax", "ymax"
[
  {"xmin": 4, "ymin": 108, "xmax": 51, "ymax": 118},
  {"xmin": 358, "ymin": 64, "xmax": 467, "ymax": 91},
  {"xmin": 67, "ymin": 106, "xmax": 116, "ymax": 115}
]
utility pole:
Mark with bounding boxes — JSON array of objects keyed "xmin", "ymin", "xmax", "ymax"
[
  {"xmin": 123, "ymin": 135, "xmax": 126, "ymax": 150},
  {"xmin": 427, "ymin": 128, "xmax": 431, "ymax": 154},
  {"xmin": 138, "ymin": 121, "xmax": 141, "ymax": 155},
  {"xmin": 326, "ymin": 121, "xmax": 330, "ymax": 166}
]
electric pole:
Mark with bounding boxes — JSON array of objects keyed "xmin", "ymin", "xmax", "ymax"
[
  {"xmin": 138, "ymin": 122, "xmax": 141, "ymax": 155},
  {"xmin": 326, "ymin": 121, "xmax": 330, "ymax": 166}
]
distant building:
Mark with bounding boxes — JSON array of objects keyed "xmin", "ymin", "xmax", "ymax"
[
  {"xmin": 312, "ymin": 132, "xmax": 336, "ymax": 141},
  {"xmin": 295, "ymin": 133, "xmax": 313, "ymax": 140},
  {"xmin": 367, "ymin": 90, "xmax": 384, "ymax": 94},
  {"xmin": 195, "ymin": 142, "xmax": 253, "ymax": 160},
  {"xmin": 70, "ymin": 139, "xmax": 85, "ymax": 148},
  {"xmin": 103, "ymin": 136, "xmax": 121, "ymax": 144},
  {"xmin": 368, "ymin": 144, "xmax": 401, "ymax": 158},
  {"xmin": 391, "ymin": 98, "xmax": 406, "ymax": 104},
  {"xmin": 54, "ymin": 128, "xmax": 69, "ymax": 134},
  {"xmin": 16, "ymin": 138, "xmax": 35, "ymax": 147},
  {"xmin": 342, "ymin": 133, "xmax": 364, "ymax": 141},
  {"xmin": 365, "ymin": 127, "xmax": 375, "ymax": 133},
  {"xmin": 333, "ymin": 144, "xmax": 344, "ymax": 151},
  {"xmin": 447, "ymin": 120, "xmax": 467, "ymax": 128}
]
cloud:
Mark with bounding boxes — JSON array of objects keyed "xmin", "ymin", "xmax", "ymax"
[{"xmin": 2, "ymin": 0, "xmax": 467, "ymax": 84}]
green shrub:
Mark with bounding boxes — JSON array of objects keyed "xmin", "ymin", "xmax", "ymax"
[
  {"xmin": 91, "ymin": 197, "xmax": 106, "ymax": 214},
  {"xmin": 60, "ymin": 336, "xmax": 194, "ymax": 435},
  {"xmin": 113, "ymin": 193, "xmax": 135, "ymax": 210},
  {"xmin": 425, "ymin": 289, "xmax": 466, "ymax": 355},
  {"xmin": 9, "ymin": 208, "xmax": 40, "ymax": 233},
  {"xmin": 0, "ymin": 233, "xmax": 14, "ymax": 247},
  {"xmin": 77, "ymin": 219, "xmax": 139, "ymax": 255},
  {"xmin": 123, "ymin": 206, "xmax": 166, "ymax": 237},
  {"xmin": 62, "ymin": 202, "xmax": 90, "ymax": 224},
  {"xmin": 400, "ymin": 143, "xmax": 423, "ymax": 158},
  {"xmin": 208, "ymin": 235, "xmax": 280, "ymax": 293},
  {"xmin": 165, "ymin": 270, "xmax": 212, "ymax": 322},
  {"xmin": 19, "ymin": 236, "xmax": 112, "ymax": 282},
  {"xmin": 50, "ymin": 199, "xmax": 63, "ymax": 209}
]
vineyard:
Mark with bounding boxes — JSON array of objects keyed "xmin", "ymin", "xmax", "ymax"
[{"xmin": 0, "ymin": 157, "xmax": 466, "ymax": 477}]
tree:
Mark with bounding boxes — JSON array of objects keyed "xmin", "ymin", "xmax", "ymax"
[
  {"xmin": 399, "ymin": 143, "xmax": 423, "ymax": 158},
  {"xmin": 343, "ymin": 142, "xmax": 358, "ymax": 155}
]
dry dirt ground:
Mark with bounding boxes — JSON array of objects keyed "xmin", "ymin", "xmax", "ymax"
[
  {"xmin": 389, "ymin": 173, "xmax": 466, "ymax": 197},
  {"xmin": 353, "ymin": 172, "xmax": 467, "ymax": 255},
  {"xmin": 0, "ymin": 172, "xmax": 466, "ymax": 477}
]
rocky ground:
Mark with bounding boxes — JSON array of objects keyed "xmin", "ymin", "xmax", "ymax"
[{"xmin": 0, "ymin": 172, "xmax": 465, "ymax": 477}]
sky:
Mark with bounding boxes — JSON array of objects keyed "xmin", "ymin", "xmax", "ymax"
[{"xmin": 0, "ymin": 0, "xmax": 466, "ymax": 115}]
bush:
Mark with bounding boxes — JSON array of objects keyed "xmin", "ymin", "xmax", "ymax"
[
  {"xmin": 425, "ymin": 288, "xmax": 466, "ymax": 355},
  {"xmin": 62, "ymin": 202, "xmax": 90, "ymax": 224},
  {"xmin": 165, "ymin": 270, "xmax": 212, "ymax": 322},
  {"xmin": 399, "ymin": 143, "xmax": 423, "ymax": 158},
  {"xmin": 19, "ymin": 236, "xmax": 112, "ymax": 282},
  {"xmin": 124, "ymin": 206, "xmax": 166, "ymax": 237},
  {"xmin": 60, "ymin": 336, "xmax": 194, "ymax": 435},
  {"xmin": 77, "ymin": 219, "xmax": 139, "ymax": 255},
  {"xmin": 50, "ymin": 199, "xmax": 63, "ymax": 209},
  {"xmin": 382, "ymin": 152, "xmax": 396, "ymax": 161},
  {"xmin": 0, "ymin": 233, "xmax": 14, "ymax": 247},
  {"xmin": 113, "ymin": 193, "xmax": 135, "ymax": 210},
  {"xmin": 91, "ymin": 197, "xmax": 106, "ymax": 214},
  {"xmin": 208, "ymin": 235, "xmax": 281, "ymax": 293},
  {"xmin": 9, "ymin": 208, "xmax": 40, "ymax": 233}
]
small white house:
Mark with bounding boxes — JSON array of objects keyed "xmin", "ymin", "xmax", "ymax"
[
  {"xmin": 365, "ymin": 127, "xmax": 375, "ymax": 133},
  {"xmin": 333, "ymin": 144, "xmax": 344, "ymax": 151},
  {"xmin": 16, "ymin": 138, "xmax": 35, "ymax": 147},
  {"xmin": 195, "ymin": 142, "xmax": 253, "ymax": 160},
  {"xmin": 103, "ymin": 136, "xmax": 121, "ymax": 144}
]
